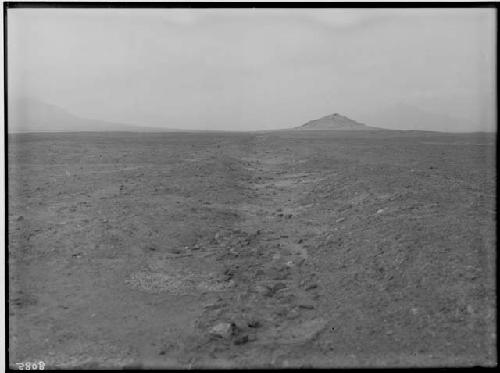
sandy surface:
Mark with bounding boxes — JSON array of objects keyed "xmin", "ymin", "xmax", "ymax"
[{"xmin": 8, "ymin": 130, "xmax": 496, "ymax": 368}]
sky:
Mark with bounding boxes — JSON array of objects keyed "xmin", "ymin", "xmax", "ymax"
[{"xmin": 7, "ymin": 7, "xmax": 497, "ymax": 131}]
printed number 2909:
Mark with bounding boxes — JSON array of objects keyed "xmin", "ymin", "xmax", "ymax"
[{"xmin": 15, "ymin": 362, "xmax": 45, "ymax": 370}]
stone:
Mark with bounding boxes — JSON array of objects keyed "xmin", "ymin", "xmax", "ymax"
[
  {"xmin": 273, "ymin": 282, "xmax": 287, "ymax": 292},
  {"xmin": 256, "ymin": 285, "xmax": 273, "ymax": 297},
  {"xmin": 203, "ymin": 302, "xmax": 224, "ymax": 311},
  {"xmin": 299, "ymin": 303, "xmax": 315, "ymax": 310},
  {"xmin": 296, "ymin": 258, "xmax": 306, "ymax": 267},
  {"xmin": 285, "ymin": 308, "xmax": 301, "ymax": 320},
  {"xmin": 279, "ymin": 318, "xmax": 327, "ymax": 344},
  {"xmin": 305, "ymin": 283, "xmax": 318, "ymax": 291},
  {"xmin": 272, "ymin": 268, "xmax": 291, "ymax": 280},
  {"xmin": 275, "ymin": 306, "xmax": 290, "ymax": 317},
  {"xmin": 233, "ymin": 334, "xmax": 249, "ymax": 345},
  {"xmin": 209, "ymin": 322, "xmax": 235, "ymax": 339},
  {"xmin": 247, "ymin": 319, "xmax": 261, "ymax": 328},
  {"xmin": 223, "ymin": 268, "xmax": 235, "ymax": 281},
  {"xmin": 255, "ymin": 269, "xmax": 265, "ymax": 277},
  {"xmin": 277, "ymin": 292, "xmax": 296, "ymax": 303}
]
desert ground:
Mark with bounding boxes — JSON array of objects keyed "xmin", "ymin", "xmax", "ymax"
[{"xmin": 8, "ymin": 130, "xmax": 496, "ymax": 368}]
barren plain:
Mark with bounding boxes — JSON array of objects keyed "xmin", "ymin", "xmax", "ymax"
[{"xmin": 8, "ymin": 130, "xmax": 496, "ymax": 368}]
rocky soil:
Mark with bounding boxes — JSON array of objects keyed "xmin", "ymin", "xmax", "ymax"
[{"xmin": 8, "ymin": 130, "xmax": 496, "ymax": 368}]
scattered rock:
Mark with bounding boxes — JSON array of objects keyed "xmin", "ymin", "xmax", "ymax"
[
  {"xmin": 247, "ymin": 320, "xmax": 261, "ymax": 328},
  {"xmin": 222, "ymin": 268, "xmax": 235, "ymax": 281},
  {"xmin": 275, "ymin": 306, "xmax": 291, "ymax": 317},
  {"xmin": 271, "ymin": 267, "xmax": 291, "ymax": 280},
  {"xmin": 304, "ymin": 283, "xmax": 318, "ymax": 291},
  {"xmin": 285, "ymin": 308, "xmax": 301, "ymax": 320},
  {"xmin": 279, "ymin": 318, "xmax": 327, "ymax": 344},
  {"xmin": 203, "ymin": 302, "xmax": 225, "ymax": 311},
  {"xmin": 234, "ymin": 334, "xmax": 249, "ymax": 345},
  {"xmin": 295, "ymin": 258, "xmax": 306, "ymax": 267},
  {"xmin": 273, "ymin": 282, "xmax": 287, "ymax": 292},
  {"xmin": 255, "ymin": 269, "xmax": 265, "ymax": 277},
  {"xmin": 209, "ymin": 322, "xmax": 236, "ymax": 339},
  {"xmin": 298, "ymin": 303, "xmax": 315, "ymax": 310},
  {"xmin": 11, "ymin": 293, "xmax": 38, "ymax": 308},
  {"xmin": 256, "ymin": 284, "xmax": 273, "ymax": 297}
]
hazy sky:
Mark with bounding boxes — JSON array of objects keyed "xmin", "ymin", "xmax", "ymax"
[{"xmin": 8, "ymin": 8, "xmax": 496, "ymax": 131}]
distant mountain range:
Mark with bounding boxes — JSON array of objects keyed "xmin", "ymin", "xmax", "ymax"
[
  {"xmin": 296, "ymin": 113, "xmax": 381, "ymax": 131},
  {"xmin": 8, "ymin": 97, "xmax": 492, "ymax": 133},
  {"xmin": 365, "ymin": 103, "xmax": 493, "ymax": 132},
  {"xmin": 8, "ymin": 97, "xmax": 172, "ymax": 133}
]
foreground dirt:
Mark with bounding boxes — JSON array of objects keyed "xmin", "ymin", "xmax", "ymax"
[{"xmin": 8, "ymin": 130, "xmax": 496, "ymax": 368}]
